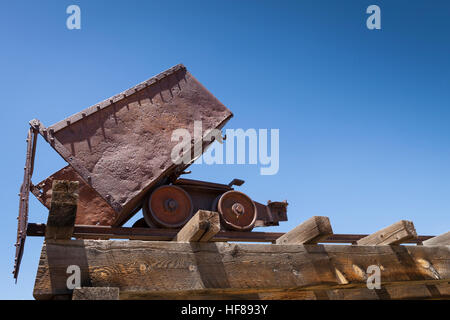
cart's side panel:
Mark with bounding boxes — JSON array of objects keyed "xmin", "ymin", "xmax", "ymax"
[
  {"xmin": 50, "ymin": 65, "xmax": 233, "ymax": 226},
  {"xmin": 33, "ymin": 166, "xmax": 118, "ymax": 226}
]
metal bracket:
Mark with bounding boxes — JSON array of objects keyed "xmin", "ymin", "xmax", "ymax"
[{"xmin": 228, "ymin": 178, "xmax": 245, "ymax": 187}]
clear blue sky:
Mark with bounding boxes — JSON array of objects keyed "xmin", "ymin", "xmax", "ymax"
[{"xmin": 1, "ymin": 0, "xmax": 449, "ymax": 299}]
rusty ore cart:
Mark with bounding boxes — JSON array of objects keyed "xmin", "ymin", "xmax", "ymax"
[{"xmin": 14, "ymin": 64, "xmax": 288, "ymax": 280}]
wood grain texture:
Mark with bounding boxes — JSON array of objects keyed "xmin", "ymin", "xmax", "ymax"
[
  {"xmin": 45, "ymin": 180, "xmax": 79, "ymax": 240},
  {"xmin": 275, "ymin": 216, "xmax": 333, "ymax": 245},
  {"xmin": 174, "ymin": 210, "xmax": 220, "ymax": 242},
  {"xmin": 72, "ymin": 287, "xmax": 119, "ymax": 300},
  {"xmin": 424, "ymin": 232, "xmax": 450, "ymax": 246},
  {"xmin": 33, "ymin": 240, "xmax": 450, "ymax": 300},
  {"xmin": 357, "ymin": 220, "xmax": 417, "ymax": 245}
]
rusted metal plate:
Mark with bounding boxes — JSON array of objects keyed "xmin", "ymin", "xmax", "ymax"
[
  {"xmin": 33, "ymin": 166, "xmax": 118, "ymax": 226},
  {"xmin": 14, "ymin": 128, "xmax": 37, "ymax": 280},
  {"xmin": 40, "ymin": 64, "xmax": 232, "ymax": 226}
]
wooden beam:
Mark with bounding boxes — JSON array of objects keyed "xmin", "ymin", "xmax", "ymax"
[
  {"xmin": 423, "ymin": 232, "xmax": 450, "ymax": 246},
  {"xmin": 275, "ymin": 216, "xmax": 333, "ymax": 245},
  {"xmin": 305, "ymin": 283, "xmax": 450, "ymax": 300},
  {"xmin": 72, "ymin": 287, "xmax": 119, "ymax": 300},
  {"xmin": 97, "ymin": 283, "xmax": 450, "ymax": 300},
  {"xmin": 45, "ymin": 180, "xmax": 79, "ymax": 240},
  {"xmin": 62, "ymin": 282, "xmax": 450, "ymax": 300},
  {"xmin": 357, "ymin": 220, "xmax": 417, "ymax": 246},
  {"xmin": 33, "ymin": 240, "xmax": 450, "ymax": 300},
  {"xmin": 133, "ymin": 283, "xmax": 449, "ymax": 300},
  {"xmin": 174, "ymin": 210, "xmax": 220, "ymax": 242}
]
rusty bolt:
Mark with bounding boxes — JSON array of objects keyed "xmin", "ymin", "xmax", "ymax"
[
  {"xmin": 164, "ymin": 199, "xmax": 178, "ymax": 211},
  {"xmin": 232, "ymin": 203, "xmax": 245, "ymax": 216}
]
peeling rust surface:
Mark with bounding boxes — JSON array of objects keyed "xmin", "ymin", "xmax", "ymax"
[
  {"xmin": 47, "ymin": 65, "xmax": 232, "ymax": 226},
  {"xmin": 35, "ymin": 166, "xmax": 118, "ymax": 226}
]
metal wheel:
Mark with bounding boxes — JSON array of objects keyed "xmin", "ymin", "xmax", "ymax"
[
  {"xmin": 216, "ymin": 191, "xmax": 257, "ymax": 231},
  {"xmin": 143, "ymin": 185, "xmax": 193, "ymax": 228}
]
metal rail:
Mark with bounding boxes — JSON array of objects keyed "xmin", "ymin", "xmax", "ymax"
[{"xmin": 26, "ymin": 223, "xmax": 433, "ymax": 244}]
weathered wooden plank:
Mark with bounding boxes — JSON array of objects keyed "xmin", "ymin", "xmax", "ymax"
[
  {"xmin": 423, "ymin": 232, "xmax": 450, "ymax": 246},
  {"xmin": 357, "ymin": 220, "xmax": 417, "ymax": 245},
  {"xmin": 324, "ymin": 283, "xmax": 450, "ymax": 300},
  {"xmin": 275, "ymin": 216, "xmax": 333, "ymax": 245},
  {"xmin": 33, "ymin": 240, "xmax": 450, "ymax": 300},
  {"xmin": 198, "ymin": 213, "xmax": 221, "ymax": 242},
  {"xmin": 174, "ymin": 210, "xmax": 220, "ymax": 242},
  {"xmin": 45, "ymin": 180, "xmax": 79, "ymax": 240},
  {"xmin": 249, "ymin": 283, "xmax": 450, "ymax": 300},
  {"xmin": 72, "ymin": 287, "xmax": 119, "ymax": 300},
  {"xmin": 77, "ymin": 283, "xmax": 450, "ymax": 300}
]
